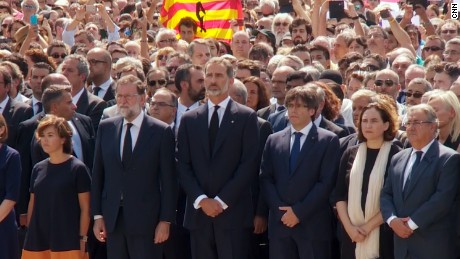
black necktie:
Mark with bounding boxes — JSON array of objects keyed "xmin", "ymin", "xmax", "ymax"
[
  {"xmin": 122, "ymin": 123, "xmax": 133, "ymax": 167},
  {"xmin": 93, "ymin": 86, "xmax": 101, "ymax": 97},
  {"xmin": 186, "ymin": 108, "xmax": 190, "ymax": 111},
  {"xmin": 277, "ymin": 105, "xmax": 285, "ymax": 112},
  {"xmin": 209, "ymin": 105, "xmax": 220, "ymax": 152},
  {"xmin": 36, "ymin": 102, "xmax": 43, "ymax": 113},
  {"xmin": 289, "ymin": 132, "xmax": 303, "ymax": 175},
  {"xmin": 404, "ymin": 151, "xmax": 423, "ymax": 193}
]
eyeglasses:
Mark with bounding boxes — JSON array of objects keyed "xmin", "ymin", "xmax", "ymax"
[
  {"xmin": 88, "ymin": 59, "xmax": 107, "ymax": 65},
  {"xmin": 423, "ymin": 46, "xmax": 442, "ymax": 52},
  {"xmin": 51, "ymin": 53, "xmax": 67, "ymax": 59},
  {"xmin": 403, "ymin": 120, "xmax": 433, "ymax": 127},
  {"xmin": 148, "ymin": 79, "xmax": 167, "ymax": 87},
  {"xmin": 443, "ymin": 50, "xmax": 460, "ymax": 56},
  {"xmin": 274, "ymin": 22, "xmax": 289, "ymax": 27},
  {"xmin": 405, "ymin": 91, "xmax": 423, "ymax": 98},
  {"xmin": 115, "ymin": 94, "xmax": 139, "ymax": 101},
  {"xmin": 166, "ymin": 66, "xmax": 178, "ymax": 73},
  {"xmin": 150, "ymin": 101, "xmax": 174, "ymax": 107},
  {"xmin": 441, "ymin": 29, "xmax": 457, "ymax": 34},
  {"xmin": 374, "ymin": 79, "xmax": 395, "ymax": 87},
  {"xmin": 159, "ymin": 38, "xmax": 177, "ymax": 44},
  {"xmin": 23, "ymin": 4, "xmax": 37, "ymax": 9},
  {"xmin": 157, "ymin": 54, "xmax": 168, "ymax": 61}
]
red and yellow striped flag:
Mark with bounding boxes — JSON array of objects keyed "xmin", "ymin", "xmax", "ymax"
[{"xmin": 160, "ymin": 0, "xmax": 243, "ymax": 42}]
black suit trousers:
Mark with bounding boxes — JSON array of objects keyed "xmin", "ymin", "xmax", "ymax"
[
  {"xmin": 269, "ymin": 236, "xmax": 331, "ymax": 259},
  {"xmin": 106, "ymin": 207, "xmax": 162, "ymax": 259},
  {"xmin": 190, "ymin": 222, "xmax": 251, "ymax": 259}
]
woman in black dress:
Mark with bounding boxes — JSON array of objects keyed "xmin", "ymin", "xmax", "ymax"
[
  {"xmin": 23, "ymin": 115, "xmax": 91, "ymax": 259},
  {"xmin": 0, "ymin": 114, "xmax": 21, "ymax": 259},
  {"xmin": 335, "ymin": 98, "xmax": 401, "ymax": 259}
]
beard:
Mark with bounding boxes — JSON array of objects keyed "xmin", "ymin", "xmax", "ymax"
[
  {"xmin": 206, "ymin": 81, "xmax": 229, "ymax": 97},
  {"xmin": 118, "ymin": 104, "xmax": 142, "ymax": 121},
  {"xmin": 188, "ymin": 86, "xmax": 206, "ymax": 102}
]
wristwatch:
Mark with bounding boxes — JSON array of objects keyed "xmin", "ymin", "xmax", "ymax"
[{"xmin": 80, "ymin": 235, "xmax": 88, "ymax": 242}]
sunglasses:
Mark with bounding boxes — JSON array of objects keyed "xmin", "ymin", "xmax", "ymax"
[
  {"xmin": 51, "ymin": 53, "xmax": 67, "ymax": 59},
  {"xmin": 274, "ymin": 22, "xmax": 289, "ymax": 27},
  {"xmin": 423, "ymin": 46, "xmax": 442, "ymax": 52},
  {"xmin": 157, "ymin": 54, "xmax": 168, "ymax": 61},
  {"xmin": 374, "ymin": 79, "xmax": 395, "ymax": 87},
  {"xmin": 441, "ymin": 29, "xmax": 457, "ymax": 34},
  {"xmin": 148, "ymin": 79, "xmax": 167, "ymax": 87},
  {"xmin": 23, "ymin": 4, "xmax": 37, "ymax": 9},
  {"xmin": 405, "ymin": 91, "xmax": 423, "ymax": 98}
]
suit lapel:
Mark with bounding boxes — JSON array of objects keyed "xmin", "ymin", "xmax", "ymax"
[
  {"xmin": 131, "ymin": 115, "xmax": 153, "ymax": 165},
  {"xmin": 115, "ymin": 117, "xmax": 123, "ymax": 165},
  {"xmin": 2, "ymin": 98, "xmax": 12, "ymax": 120},
  {"xmin": 76, "ymin": 90, "xmax": 89, "ymax": 114},
  {"xmin": 212, "ymin": 99, "xmax": 236, "ymax": 157},
  {"xmin": 103, "ymin": 81, "xmax": 116, "ymax": 102},
  {"xmin": 197, "ymin": 104, "xmax": 211, "ymax": 159},
  {"xmin": 397, "ymin": 150, "xmax": 411, "ymax": 199},
  {"xmin": 290, "ymin": 125, "xmax": 317, "ymax": 177},
  {"xmin": 280, "ymin": 128, "xmax": 291, "ymax": 175},
  {"xmin": 404, "ymin": 142, "xmax": 438, "ymax": 199}
]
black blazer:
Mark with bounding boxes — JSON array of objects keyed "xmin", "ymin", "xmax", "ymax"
[
  {"xmin": 319, "ymin": 117, "xmax": 349, "ymax": 138},
  {"xmin": 102, "ymin": 81, "xmax": 116, "ymax": 104},
  {"xmin": 75, "ymin": 89, "xmax": 107, "ymax": 132},
  {"xmin": 2, "ymin": 98, "xmax": 33, "ymax": 148},
  {"xmin": 30, "ymin": 113, "xmax": 95, "ymax": 170},
  {"xmin": 257, "ymin": 103, "xmax": 276, "ymax": 120},
  {"xmin": 254, "ymin": 117, "xmax": 273, "ymax": 217},
  {"xmin": 91, "ymin": 115, "xmax": 177, "ymax": 235},
  {"xmin": 381, "ymin": 141, "xmax": 459, "ymax": 259},
  {"xmin": 260, "ymin": 125, "xmax": 340, "ymax": 240},
  {"xmin": 177, "ymin": 99, "xmax": 260, "ymax": 230}
]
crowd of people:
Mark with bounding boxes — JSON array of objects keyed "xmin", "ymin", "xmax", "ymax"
[{"xmin": 0, "ymin": 0, "xmax": 460, "ymax": 258}]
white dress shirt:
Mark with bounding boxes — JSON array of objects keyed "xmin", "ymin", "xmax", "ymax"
[
  {"xmin": 119, "ymin": 111, "xmax": 144, "ymax": 158},
  {"xmin": 68, "ymin": 120, "xmax": 83, "ymax": 161},
  {"xmin": 92, "ymin": 77, "xmax": 114, "ymax": 99},
  {"xmin": 175, "ymin": 100, "xmax": 200, "ymax": 134},
  {"xmin": 289, "ymin": 122, "xmax": 313, "ymax": 152},
  {"xmin": 72, "ymin": 87, "xmax": 85, "ymax": 105}
]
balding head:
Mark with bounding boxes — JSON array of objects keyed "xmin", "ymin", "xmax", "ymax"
[{"xmin": 41, "ymin": 73, "xmax": 71, "ymax": 93}]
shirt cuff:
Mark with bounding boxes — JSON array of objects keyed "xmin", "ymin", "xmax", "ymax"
[
  {"xmin": 94, "ymin": 215, "xmax": 103, "ymax": 220},
  {"xmin": 387, "ymin": 215, "xmax": 397, "ymax": 226},
  {"xmin": 407, "ymin": 218, "xmax": 418, "ymax": 230},
  {"xmin": 193, "ymin": 194, "xmax": 208, "ymax": 209},
  {"xmin": 214, "ymin": 196, "xmax": 228, "ymax": 210}
]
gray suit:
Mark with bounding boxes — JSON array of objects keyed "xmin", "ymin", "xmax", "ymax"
[{"xmin": 380, "ymin": 140, "xmax": 460, "ymax": 259}]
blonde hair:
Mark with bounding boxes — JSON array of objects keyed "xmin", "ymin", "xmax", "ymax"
[{"xmin": 428, "ymin": 90, "xmax": 460, "ymax": 142}]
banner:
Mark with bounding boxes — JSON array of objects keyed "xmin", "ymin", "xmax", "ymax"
[{"xmin": 160, "ymin": 0, "xmax": 243, "ymax": 42}]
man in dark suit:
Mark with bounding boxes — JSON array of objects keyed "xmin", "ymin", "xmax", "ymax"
[
  {"xmin": 177, "ymin": 57, "xmax": 259, "ymax": 259},
  {"xmin": 91, "ymin": 75, "xmax": 177, "ymax": 259},
  {"xmin": 0, "ymin": 66, "xmax": 33, "ymax": 148},
  {"xmin": 257, "ymin": 66, "xmax": 295, "ymax": 120},
  {"xmin": 381, "ymin": 104, "xmax": 459, "ymax": 259},
  {"xmin": 260, "ymin": 85, "xmax": 340, "ymax": 259},
  {"xmin": 29, "ymin": 85, "xmax": 95, "ymax": 169},
  {"xmin": 59, "ymin": 54, "xmax": 107, "ymax": 132},
  {"xmin": 25, "ymin": 63, "xmax": 54, "ymax": 116},
  {"xmin": 87, "ymin": 48, "xmax": 116, "ymax": 104}
]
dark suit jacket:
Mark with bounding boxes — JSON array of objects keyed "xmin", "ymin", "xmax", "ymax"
[
  {"xmin": 75, "ymin": 89, "xmax": 107, "ymax": 132},
  {"xmin": 91, "ymin": 114, "xmax": 177, "ymax": 235},
  {"xmin": 102, "ymin": 81, "xmax": 116, "ymax": 104},
  {"xmin": 177, "ymin": 99, "xmax": 259, "ymax": 230},
  {"xmin": 380, "ymin": 141, "xmax": 459, "ymax": 259},
  {"xmin": 2, "ymin": 98, "xmax": 33, "ymax": 148},
  {"xmin": 15, "ymin": 112, "xmax": 45, "ymax": 215},
  {"xmin": 254, "ymin": 118, "xmax": 272, "ymax": 217},
  {"xmin": 260, "ymin": 125, "xmax": 340, "ymax": 240},
  {"xmin": 257, "ymin": 103, "xmax": 276, "ymax": 120},
  {"xmin": 319, "ymin": 117, "xmax": 348, "ymax": 138},
  {"xmin": 31, "ymin": 113, "xmax": 95, "ymax": 170}
]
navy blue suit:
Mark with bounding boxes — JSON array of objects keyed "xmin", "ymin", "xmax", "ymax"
[
  {"xmin": 177, "ymin": 99, "xmax": 259, "ymax": 259},
  {"xmin": 260, "ymin": 124, "xmax": 340, "ymax": 259}
]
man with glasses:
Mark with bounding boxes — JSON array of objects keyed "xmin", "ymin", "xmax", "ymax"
[
  {"xmin": 381, "ymin": 104, "xmax": 459, "ymax": 259},
  {"xmin": 374, "ymin": 69, "xmax": 406, "ymax": 115},
  {"xmin": 155, "ymin": 28, "xmax": 178, "ymax": 49},
  {"xmin": 443, "ymin": 38, "xmax": 460, "ymax": 63},
  {"xmin": 165, "ymin": 52, "xmax": 192, "ymax": 81},
  {"xmin": 59, "ymin": 54, "xmax": 107, "ymax": 132},
  {"xmin": 438, "ymin": 20, "xmax": 460, "ymax": 42},
  {"xmin": 47, "ymin": 41, "xmax": 69, "ymax": 66},
  {"xmin": 21, "ymin": 0, "xmax": 38, "ymax": 24},
  {"xmin": 366, "ymin": 26, "xmax": 388, "ymax": 57},
  {"xmin": 405, "ymin": 78, "xmax": 432, "ymax": 107},
  {"xmin": 92, "ymin": 75, "xmax": 177, "ymax": 259},
  {"xmin": 87, "ymin": 48, "xmax": 116, "ymax": 104},
  {"xmin": 421, "ymin": 35, "xmax": 445, "ymax": 60},
  {"xmin": 174, "ymin": 64, "xmax": 205, "ymax": 134},
  {"xmin": 149, "ymin": 88, "xmax": 177, "ymax": 128}
]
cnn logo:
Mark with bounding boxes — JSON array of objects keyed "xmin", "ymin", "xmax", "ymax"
[{"xmin": 453, "ymin": 1, "xmax": 459, "ymax": 20}]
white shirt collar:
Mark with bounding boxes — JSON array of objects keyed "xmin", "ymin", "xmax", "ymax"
[
  {"xmin": 290, "ymin": 121, "xmax": 313, "ymax": 136},
  {"xmin": 314, "ymin": 114, "xmax": 322, "ymax": 127},
  {"xmin": 412, "ymin": 138, "xmax": 435, "ymax": 157},
  {"xmin": 123, "ymin": 110, "xmax": 144, "ymax": 128},
  {"xmin": 178, "ymin": 100, "xmax": 200, "ymax": 113},
  {"xmin": 208, "ymin": 96, "xmax": 231, "ymax": 110},
  {"xmin": 93, "ymin": 77, "xmax": 114, "ymax": 91},
  {"xmin": 72, "ymin": 87, "xmax": 85, "ymax": 105}
]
